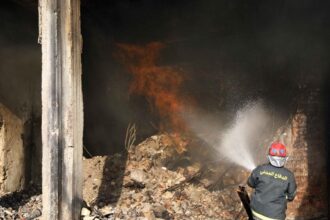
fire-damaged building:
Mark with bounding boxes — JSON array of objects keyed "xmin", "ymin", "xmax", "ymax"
[{"xmin": 0, "ymin": 0, "xmax": 329, "ymax": 219}]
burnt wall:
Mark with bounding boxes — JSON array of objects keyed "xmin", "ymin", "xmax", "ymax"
[
  {"xmin": 0, "ymin": 1, "xmax": 41, "ymax": 184},
  {"xmin": 285, "ymin": 84, "xmax": 328, "ymax": 218}
]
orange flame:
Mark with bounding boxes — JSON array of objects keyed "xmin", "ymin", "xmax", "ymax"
[{"xmin": 115, "ymin": 42, "xmax": 189, "ymax": 132}]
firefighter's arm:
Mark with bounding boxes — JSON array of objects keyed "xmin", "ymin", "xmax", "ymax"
[
  {"xmin": 247, "ymin": 168, "xmax": 257, "ymax": 188},
  {"xmin": 287, "ymin": 174, "xmax": 297, "ymax": 201}
]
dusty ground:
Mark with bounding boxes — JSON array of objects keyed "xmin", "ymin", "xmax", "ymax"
[
  {"xmin": 0, "ymin": 134, "xmax": 259, "ymax": 219},
  {"xmin": 82, "ymin": 134, "xmax": 250, "ymax": 220}
]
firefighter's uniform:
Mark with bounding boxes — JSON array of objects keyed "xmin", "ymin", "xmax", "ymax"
[{"xmin": 247, "ymin": 163, "xmax": 297, "ymax": 220}]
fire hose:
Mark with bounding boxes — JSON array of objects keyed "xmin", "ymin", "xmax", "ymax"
[{"xmin": 237, "ymin": 185, "xmax": 253, "ymax": 220}]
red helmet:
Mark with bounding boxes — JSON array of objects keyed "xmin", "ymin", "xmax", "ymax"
[{"xmin": 269, "ymin": 142, "xmax": 287, "ymax": 157}]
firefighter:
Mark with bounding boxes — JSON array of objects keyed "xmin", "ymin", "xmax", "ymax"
[{"xmin": 247, "ymin": 142, "xmax": 297, "ymax": 220}]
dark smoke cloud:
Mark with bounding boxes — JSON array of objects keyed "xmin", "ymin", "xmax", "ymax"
[
  {"xmin": 82, "ymin": 0, "xmax": 330, "ymax": 154},
  {"xmin": 0, "ymin": 1, "xmax": 40, "ymax": 119}
]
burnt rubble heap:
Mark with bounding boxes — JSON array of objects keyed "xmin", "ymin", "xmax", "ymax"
[
  {"xmin": 0, "ymin": 134, "xmax": 250, "ymax": 220},
  {"xmin": 0, "ymin": 185, "xmax": 42, "ymax": 220},
  {"xmin": 83, "ymin": 134, "xmax": 250, "ymax": 220}
]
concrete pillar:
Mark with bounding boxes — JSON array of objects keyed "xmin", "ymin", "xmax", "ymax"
[{"xmin": 39, "ymin": 0, "xmax": 83, "ymax": 219}]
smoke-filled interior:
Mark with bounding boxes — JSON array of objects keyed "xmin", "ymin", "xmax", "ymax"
[
  {"xmin": 81, "ymin": 1, "xmax": 329, "ymax": 217},
  {"xmin": 0, "ymin": 0, "xmax": 329, "ymax": 218},
  {"xmin": 82, "ymin": 0, "xmax": 328, "ymax": 154}
]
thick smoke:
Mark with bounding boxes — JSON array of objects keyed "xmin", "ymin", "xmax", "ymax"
[
  {"xmin": 81, "ymin": 0, "xmax": 330, "ymax": 154},
  {"xmin": 0, "ymin": 2, "xmax": 40, "ymax": 119}
]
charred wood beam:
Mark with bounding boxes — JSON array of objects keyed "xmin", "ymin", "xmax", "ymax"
[{"xmin": 40, "ymin": 0, "xmax": 83, "ymax": 219}]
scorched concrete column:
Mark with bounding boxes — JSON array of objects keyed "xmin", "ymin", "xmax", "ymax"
[{"xmin": 39, "ymin": 0, "xmax": 83, "ymax": 219}]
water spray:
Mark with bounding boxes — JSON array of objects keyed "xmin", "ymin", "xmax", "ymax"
[
  {"xmin": 185, "ymin": 100, "xmax": 271, "ymax": 171},
  {"xmin": 219, "ymin": 102, "xmax": 271, "ymax": 171}
]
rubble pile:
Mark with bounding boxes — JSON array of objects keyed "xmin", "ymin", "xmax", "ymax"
[
  {"xmin": 0, "ymin": 134, "xmax": 250, "ymax": 220},
  {"xmin": 83, "ymin": 134, "xmax": 250, "ymax": 219},
  {"xmin": 0, "ymin": 184, "xmax": 42, "ymax": 220}
]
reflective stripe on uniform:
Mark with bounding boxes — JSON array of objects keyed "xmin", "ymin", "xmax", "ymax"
[{"xmin": 252, "ymin": 209, "xmax": 280, "ymax": 220}]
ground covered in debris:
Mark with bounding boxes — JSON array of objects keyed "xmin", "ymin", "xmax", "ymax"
[
  {"xmin": 82, "ymin": 134, "xmax": 250, "ymax": 220},
  {"xmin": 0, "ymin": 184, "xmax": 41, "ymax": 220},
  {"xmin": 0, "ymin": 134, "xmax": 250, "ymax": 220}
]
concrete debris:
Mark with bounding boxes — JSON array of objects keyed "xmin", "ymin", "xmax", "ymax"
[
  {"xmin": 0, "ymin": 133, "xmax": 251, "ymax": 219},
  {"xmin": 81, "ymin": 207, "xmax": 92, "ymax": 216},
  {"xmin": 0, "ymin": 184, "xmax": 42, "ymax": 220},
  {"xmin": 83, "ymin": 133, "xmax": 251, "ymax": 219},
  {"xmin": 128, "ymin": 169, "xmax": 147, "ymax": 187}
]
